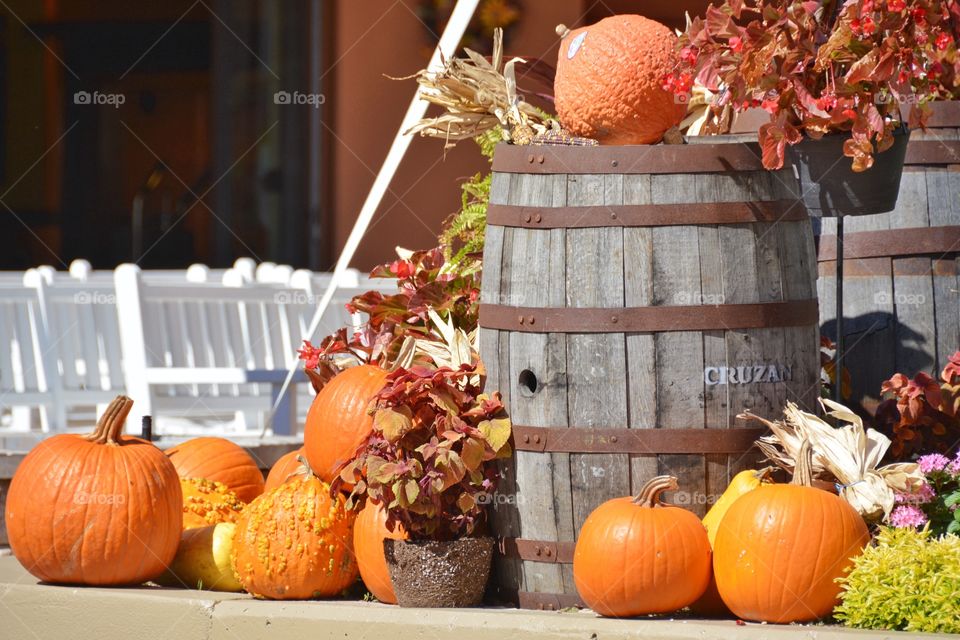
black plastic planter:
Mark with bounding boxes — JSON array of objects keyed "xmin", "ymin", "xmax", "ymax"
[{"xmin": 789, "ymin": 127, "xmax": 910, "ymax": 217}]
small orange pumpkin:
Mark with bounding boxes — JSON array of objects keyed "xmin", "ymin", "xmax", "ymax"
[
  {"xmin": 573, "ymin": 475, "xmax": 711, "ymax": 617},
  {"xmin": 554, "ymin": 15, "xmax": 685, "ymax": 145},
  {"xmin": 303, "ymin": 364, "xmax": 388, "ymax": 484},
  {"xmin": 264, "ymin": 447, "xmax": 306, "ymax": 493},
  {"xmin": 180, "ymin": 478, "xmax": 244, "ymax": 529},
  {"xmin": 5, "ymin": 396, "xmax": 182, "ymax": 585},
  {"xmin": 713, "ymin": 442, "xmax": 870, "ymax": 623},
  {"xmin": 353, "ymin": 501, "xmax": 407, "ymax": 604},
  {"xmin": 231, "ymin": 474, "xmax": 358, "ymax": 599},
  {"xmin": 166, "ymin": 437, "xmax": 265, "ymax": 503}
]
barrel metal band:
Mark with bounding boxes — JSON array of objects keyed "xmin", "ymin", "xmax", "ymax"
[
  {"xmin": 478, "ymin": 300, "xmax": 819, "ymax": 333},
  {"xmin": 486, "ymin": 200, "xmax": 806, "ymax": 228},
  {"xmin": 817, "ymin": 226, "xmax": 960, "ymax": 261},
  {"xmin": 492, "ymin": 141, "xmax": 769, "ymax": 174},
  {"xmin": 511, "ymin": 425, "xmax": 766, "ymax": 454},
  {"xmin": 905, "ymin": 140, "xmax": 960, "ymax": 166},
  {"xmin": 498, "ymin": 537, "xmax": 576, "ymax": 564}
]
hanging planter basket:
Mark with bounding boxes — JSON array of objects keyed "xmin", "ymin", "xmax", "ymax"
[
  {"xmin": 384, "ymin": 537, "xmax": 494, "ymax": 608},
  {"xmin": 789, "ymin": 127, "xmax": 911, "ymax": 217}
]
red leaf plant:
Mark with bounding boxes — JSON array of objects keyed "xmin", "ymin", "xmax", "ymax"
[
  {"xmin": 333, "ymin": 364, "xmax": 512, "ymax": 540},
  {"xmin": 667, "ymin": 0, "xmax": 960, "ymax": 171},
  {"xmin": 875, "ymin": 351, "xmax": 960, "ymax": 459}
]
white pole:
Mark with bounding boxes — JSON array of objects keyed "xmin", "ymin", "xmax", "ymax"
[{"xmin": 262, "ymin": 0, "xmax": 480, "ymax": 437}]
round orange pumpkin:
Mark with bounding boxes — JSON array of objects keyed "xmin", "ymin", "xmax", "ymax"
[
  {"xmin": 554, "ymin": 15, "xmax": 685, "ymax": 145},
  {"xmin": 231, "ymin": 474, "xmax": 359, "ymax": 599},
  {"xmin": 180, "ymin": 477, "xmax": 244, "ymax": 529},
  {"xmin": 166, "ymin": 437, "xmax": 265, "ymax": 503},
  {"xmin": 303, "ymin": 364, "xmax": 388, "ymax": 484},
  {"xmin": 573, "ymin": 475, "xmax": 711, "ymax": 617},
  {"xmin": 713, "ymin": 444, "xmax": 870, "ymax": 623},
  {"xmin": 4, "ymin": 396, "xmax": 182, "ymax": 585},
  {"xmin": 264, "ymin": 447, "xmax": 306, "ymax": 493},
  {"xmin": 353, "ymin": 501, "xmax": 407, "ymax": 604}
]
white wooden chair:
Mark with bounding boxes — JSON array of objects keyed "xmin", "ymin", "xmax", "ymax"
[{"xmin": 114, "ymin": 264, "xmax": 319, "ymax": 436}]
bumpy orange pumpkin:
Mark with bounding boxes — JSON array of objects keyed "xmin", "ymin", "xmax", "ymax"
[
  {"xmin": 303, "ymin": 364, "xmax": 388, "ymax": 484},
  {"xmin": 4, "ymin": 396, "xmax": 182, "ymax": 585},
  {"xmin": 353, "ymin": 501, "xmax": 407, "ymax": 604},
  {"xmin": 713, "ymin": 444, "xmax": 870, "ymax": 623},
  {"xmin": 166, "ymin": 437, "xmax": 265, "ymax": 503},
  {"xmin": 180, "ymin": 477, "xmax": 244, "ymax": 529},
  {"xmin": 264, "ymin": 447, "xmax": 306, "ymax": 493},
  {"xmin": 573, "ymin": 476, "xmax": 711, "ymax": 617},
  {"xmin": 554, "ymin": 15, "xmax": 685, "ymax": 145},
  {"xmin": 231, "ymin": 474, "xmax": 359, "ymax": 599}
]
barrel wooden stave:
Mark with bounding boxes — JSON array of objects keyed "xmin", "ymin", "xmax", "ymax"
[{"xmin": 482, "ymin": 146, "xmax": 820, "ymax": 605}]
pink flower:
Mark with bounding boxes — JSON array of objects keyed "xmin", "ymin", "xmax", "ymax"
[
  {"xmin": 895, "ymin": 482, "xmax": 935, "ymax": 504},
  {"xmin": 887, "ymin": 0, "xmax": 906, "ymax": 12},
  {"xmin": 918, "ymin": 453, "xmax": 951, "ymax": 473},
  {"xmin": 936, "ymin": 32, "xmax": 953, "ymax": 51},
  {"xmin": 297, "ymin": 340, "xmax": 322, "ymax": 370},
  {"xmin": 889, "ymin": 504, "xmax": 928, "ymax": 528},
  {"xmin": 680, "ymin": 46, "xmax": 698, "ymax": 65},
  {"xmin": 729, "ymin": 36, "xmax": 744, "ymax": 53}
]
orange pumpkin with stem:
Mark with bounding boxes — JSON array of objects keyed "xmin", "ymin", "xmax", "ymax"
[
  {"xmin": 303, "ymin": 364, "xmax": 388, "ymax": 484},
  {"xmin": 166, "ymin": 436, "xmax": 265, "ymax": 503},
  {"xmin": 264, "ymin": 447, "xmax": 307, "ymax": 492},
  {"xmin": 573, "ymin": 475, "xmax": 711, "ymax": 617},
  {"xmin": 554, "ymin": 15, "xmax": 685, "ymax": 145},
  {"xmin": 713, "ymin": 441, "xmax": 870, "ymax": 623},
  {"xmin": 353, "ymin": 501, "xmax": 407, "ymax": 604},
  {"xmin": 4, "ymin": 396, "xmax": 182, "ymax": 585}
]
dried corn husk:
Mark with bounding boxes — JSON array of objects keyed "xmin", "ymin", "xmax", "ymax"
[
  {"xmin": 741, "ymin": 399, "xmax": 925, "ymax": 523},
  {"xmin": 390, "ymin": 309, "xmax": 481, "ymax": 386},
  {"xmin": 402, "ymin": 28, "xmax": 551, "ymax": 147}
]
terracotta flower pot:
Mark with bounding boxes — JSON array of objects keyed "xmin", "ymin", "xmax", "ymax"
[
  {"xmin": 789, "ymin": 127, "xmax": 910, "ymax": 217},
  {"xmin": 383, "ymin": 537, "xmax": 493, "ymax": 608}
]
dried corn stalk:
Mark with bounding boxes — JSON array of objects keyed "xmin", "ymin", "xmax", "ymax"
[
  {"xmin": 740, "ymin": 399, "xmax": 925, "ymax": 523},
  {"xmin": 402, "ymin": 28, "xmax": 551, "ymax": 147}
]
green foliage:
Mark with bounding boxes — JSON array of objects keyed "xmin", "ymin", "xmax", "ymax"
[
  {"xmin": 439, "ymin": 128, "xmax": 503, "ymax": 274},
  {"xmin": 835, "ymin": 527, "xmax": 960, "ymax": 634}
]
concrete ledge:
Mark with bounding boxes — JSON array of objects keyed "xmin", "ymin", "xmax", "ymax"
[{"xmin": 0, "ymin": 557, "xmax": 935, "ymax": 640}]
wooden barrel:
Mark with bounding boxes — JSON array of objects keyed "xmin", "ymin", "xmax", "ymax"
[
  {"xmin": 480, "ymin": 140, "xmax": 821, "ymax": 609},
  {"xmin": 816, "ymin": 101, "xmax": 960, "ymax": 415}
]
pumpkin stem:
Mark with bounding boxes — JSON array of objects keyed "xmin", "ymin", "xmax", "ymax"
[
  {"xmin": 632, "ymin": 475, "xmax": 679, "ymax": 507},
  {"xmin": 791, "ymin": 439, "xmax": 815, "ymax": 487},
  {"xmin": 555, "ymin": 24, "xmax": 571, "ymax": 38},
  {"xmin": 83, "ymin": 395, "xmax": 133, "ymax": 445},
  {"xmin": 295, "ymin": 454, "xmax": 318, "ymax": 480}
]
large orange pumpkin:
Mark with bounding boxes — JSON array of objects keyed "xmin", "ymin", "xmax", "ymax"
[
  {"xmin": 303, "ymin": 364, "xmax": 388, "ymax": 484},
  {"xmin": 180, "ymin": 477, "xmax": 244, "ymax": 529},
  {"xmin": 264, "ymin": 447, "xmax": 306, "ymax": 493},
  {"xmin": 554, "ymin": 15, "xmax": 685, "ymax": 145},
  {"xmin": 231, "ymin": 474, "xmax": 359, "ymax": 599},
  {"xmin": 166, "ymin": 437, "xmax": 265, "ymax": 503},
  {"xmin": 353, "ymin": 501, "xmax": 407, "ymax": 604},
  {"xmin": 573, "ymin": 475, "xmax": 711, "ymax": 617},
  {"xmin": 4, "ymin": 396, "xmax": 182, "ymax": 585},
  {"xmin": 713, "ymin": 444, "xmax": 870, "ymax": 623}
]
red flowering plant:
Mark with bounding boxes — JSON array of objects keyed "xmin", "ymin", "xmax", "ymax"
[
  {"xmin": 667, "ymin": 0, "xmax": 958, "ymax": 171},
  {"xmin": 333, "ymin": 364, "xmax": 512, "ymax": 540},
  {"xmin": 875, "ymin": 351, "xmax": 960, "ymax": 459}
]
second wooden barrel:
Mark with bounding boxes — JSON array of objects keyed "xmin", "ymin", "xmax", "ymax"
[
  {"xmin": 816, "ymin": 101, "xmax": 960, "ymax": 414},
  {"xmin": 480, "ymin": 140, "xmax": 820, "ymax": 609}
]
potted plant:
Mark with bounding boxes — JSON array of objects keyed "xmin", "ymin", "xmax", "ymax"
[
  {"xmin": 334, "ymin": 362, "xmax": 512, "ymax": 608},
  {"xmin": 667, "ymin": 0, "xmax": 953, "ymax": 216}
]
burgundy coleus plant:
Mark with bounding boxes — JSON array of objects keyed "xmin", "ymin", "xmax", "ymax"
[
  {"xmin": 297, "ymin": 246, "xmax": 480, "ymax": 377},
  {"xmin": 333, "ymin": 364, "xmax": 512, "ymax": 540},
  {"xmin": 668, "ymin": 0, "xmax": 959, "ymax": 171},
  {"xmin": 875, "ymin": 351, "xmax": 960, "ymax": 459}
]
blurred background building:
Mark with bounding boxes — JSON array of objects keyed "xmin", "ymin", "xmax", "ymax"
[{"xmin": 0, "ymin": 0, "xmax": 708, "ymax": 271}]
